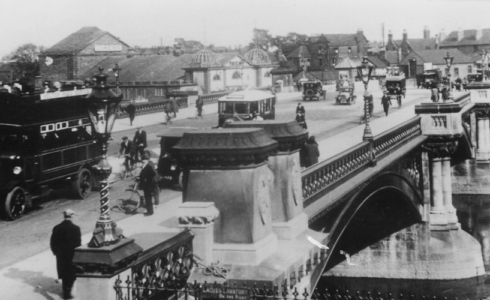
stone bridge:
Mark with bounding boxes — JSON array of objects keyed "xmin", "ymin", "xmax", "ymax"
[{"xmin": 107, "ymin": 91, "xmax": 490, "ymax": 300}]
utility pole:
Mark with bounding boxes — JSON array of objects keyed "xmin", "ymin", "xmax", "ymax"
[{"xmin": 382, "ymin": 23, "xmax": 385, "ymax": 47}]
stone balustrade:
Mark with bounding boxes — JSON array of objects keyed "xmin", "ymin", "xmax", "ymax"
[
  {"xmin": 198, "ymin": 91, "xmax": 231, "ymax": 106},
  {"xmin": 117, "ymin": 98, "xmax": 188, "ymax": 119}
]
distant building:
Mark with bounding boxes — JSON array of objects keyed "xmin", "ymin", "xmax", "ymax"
[
  {"xmin": 440, "ymin": 27, "xmax": 490, "ymax": 55},
  {"xmin": 286, "ymin": 30, "xmax": 369, "ymax": 77},
  {"xmin": 399, "ymin": 49, "xmax": 475, "ymax": 79},
  {"xmin": 386, "ymin": 27, "xmax": 439, "ymax": 58},
  {"xmin": 182, "ymin": 48, "xmax": 276, "ymax": 94},
  {"xmin": 40, "ymin": 26, "xmax": 131, "ymax": 81}
]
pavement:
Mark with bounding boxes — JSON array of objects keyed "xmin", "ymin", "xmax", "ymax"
[{"xmin": 0, "ymin": 87, "xmax": 448, "ymax": 300}]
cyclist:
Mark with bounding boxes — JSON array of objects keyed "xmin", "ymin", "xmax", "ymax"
[
  {"xmin": 119, "ymin": 136, "xmax": 135, "ymax": 174},
  {"xmin": 133, "ymin": 127, "xmax": 147, "ymax": 162}
]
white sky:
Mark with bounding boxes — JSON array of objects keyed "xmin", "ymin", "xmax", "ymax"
[{"xmin": 1, "ymin": 0, "xmax": 487, "ymax": 57}]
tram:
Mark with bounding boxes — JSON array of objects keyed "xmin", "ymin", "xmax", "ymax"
[
  {"xmin": 217, "ymin": 90, "xmax": 276, "ymax": 127},
  {"xmin": 0, "ymin": 86, "xmax": 101, "ymax": 220}
]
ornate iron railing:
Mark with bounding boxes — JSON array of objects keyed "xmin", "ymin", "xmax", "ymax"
[
  {"xmin": 114, "ymin": 230, "xmax": 194, "ymax": 300},
  {"xmin": 117, "ymin": 98, "xmax": 188, "ymax": 119},
  {"xmin": 199, "ymin": 91, "xmax": 231, "ymax": 106},
  {"xmin": 302, "ymin": 117, "xmax": 422, "ymax": 205},
  {"xmin": 372, "ymin": 117, "xmax": 422, "ymax": 158}
]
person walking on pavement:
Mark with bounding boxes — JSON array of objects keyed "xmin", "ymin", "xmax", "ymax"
[
  {"xmin": 296, "ymin": 103, "xmax": 305, "ymax": 115},
  {"xmin": 295, "ymin": 112, "xmax": 307, "ymax": 130},
  {"xmin": 139, "ymin": 154, "xmax": 160, "ymax": 216},
  {"xmin": 196, "ymin": 97, "xmax": 204, "ymax": 118},
  {"xmin": 381, "ymin": 91, "xmax": 392, "ymax": 117},
  {"xmin": 126, "ymin": 101, "xmax": 136, "ymax": 126},
  {"xmin": 441, "ymin": 84, "xmax": 450, "ymax": 102},
  {"xmin": 50, "ymin": 209, "xmax": 81, "ymax": 300},
  {"xmin": 301, "ymin": 136, "xmax": 320, "ymax": 168},
  {"xmin": 133, "ymin": 127, "xmax": 147, "ymax": 161},
  {"xmin": 431, "ymin": 81, "xmax": 439, "ymax": 102}
]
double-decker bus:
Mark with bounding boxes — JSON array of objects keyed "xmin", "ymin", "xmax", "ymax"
[{"xmin": 0, "ymin": 88, "xmax": 101, "ymax": 220}]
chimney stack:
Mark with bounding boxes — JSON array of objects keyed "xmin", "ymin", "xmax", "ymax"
[
  {"xmin": 476, "ymin": 25, "xmax": 483, "ymax": 41},
  {"xmin": 435, "ymin": 34, "xmax": 440, "ymax": 50},
  {"xmin": 423, "ymin": 26, "xmax": 430, "ymax": 39},
  {"xmin": 457, "ymin": 27, "xmax": 464, "ymax": 42},
  {"xmin": 403, "ymin": 29, "xmax": 408, "ymax": 42},
  {"xmin": 388, "ymin": 30, "xmax": 393, "ymax": 44}
]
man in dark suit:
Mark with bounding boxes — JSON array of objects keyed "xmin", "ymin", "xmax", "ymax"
[
  {"xmin": 133, "ymin": 127, "xmax": 147, "ymax": 161},
  {"xmin": 126, "ymin": 101, "xmax": 136, "ymax": 126},
  {"xmin": 50, "ymin": 209, "xmax": 81, "ymax": 299},
  {"xmin": 119, "ymin": 136, "xmax": 135, "ymax": 172},
  {"xmin": 139, "ymin": 154, "xmax": 160, "ymax": 216},
  {"xmin": 296, "ymin": 103, "xmax": 305, "ymax": 115}
]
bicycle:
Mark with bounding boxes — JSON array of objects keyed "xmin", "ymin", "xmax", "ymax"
[
  {"xmin": 165, "ymin": 112, "xmax": 172, "ymax": 125},
  {"xmin": 117, "ymin": 176, "xmax": 144, "ymax": 214},
  {"xmin": 118, "ymin": 154, "xmax": 134, "ymax": 180}
]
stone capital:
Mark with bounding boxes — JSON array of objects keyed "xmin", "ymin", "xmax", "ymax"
[
  {"xmin": 475, "ymin": 109, "xmax": 490, "ymax": 119},
  {"xmin": 422, "ymin": 138, "xmax": 458, "ymax": 159}
]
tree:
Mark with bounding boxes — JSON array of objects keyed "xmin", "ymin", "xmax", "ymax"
[
  {"xmin": 8, "ymin": 43, "xmax": 42, "ymax": 78},
  {"xmin": 248, "ymin": 28, "xmax": 273, "ymax": 51}
]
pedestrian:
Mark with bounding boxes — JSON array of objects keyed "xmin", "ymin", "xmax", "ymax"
[
  {"xmin": 296, "ymin": 112, "xmax": 307, "ymax": 129},
  {"xmin": 297, "ymin": 81, "xmax": 302, "ymax": 92},
  {"xmin": 139, "ymin": 154, "xmax": 160, "ymax": 216},
  {"xmin": 301, "ymin": 136, "xmax": 320, "ymax": 168},
  {"xmin": 441, "ymin": 85, "xmax": 449, "ymax": 102},
  {"xmin": 126, "ymin": 101, "xmax": 136, "ymax": 126},
  {"xmin": 196, "ymin": 97, "xmax": 204, "ymax": 118},
  {"xmin": 133, "ymin": 127, "xmax": 147, "ymax": 161},
  {"xmin": 296, "ymin": 102, "xmax": 305, "ymax": 115},
  {"xmin": 431, "ymin": 81, "xmax": 439, "ymax": 102},
  {"xmin": 381, "ymin": 91, "xmax": 392, "ymax": 117},
  {"xmin": 50, "ymin": 209, "xmax": 81, "ymax": 300},
  {"xmin": 119, "ymin": 136, "xmax": 135, "ymax": 173}
]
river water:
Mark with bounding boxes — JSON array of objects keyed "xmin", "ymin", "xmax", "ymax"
[{"xmin": 317, "ymin": 194, "xmax": 490, "ymax": 300}]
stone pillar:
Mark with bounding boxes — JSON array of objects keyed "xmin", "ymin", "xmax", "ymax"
[
  {"xmin": 204, "ymin": 70, "xmax": 211, "ymax": 94},
  {"xmin": 223, "ymin": 120, "xmax": 309, "ymax": 240},
  {"xmin": 476, "ymin": 110, "xmax": 490, "ymax": 162},
  {"xmin": 178, "ymin": 202, "xmax": 219, "ymax": 266},
  {"xmin": 430, "ymin": 157, "xmax": 448, "ymax": 230},
  {"xmin": 441, "ymin": 157, "xmax": 460, "ymax": 230},
  {"xmin": 424, "ymin": 140, "xmax": 458, "ymax": 231},
  {"xmin": 173, "ymin": 128, "xmax": 279, "ymax": 265}
]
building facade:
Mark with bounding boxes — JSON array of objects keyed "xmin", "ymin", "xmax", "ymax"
[{"xmin": 40, "ymin": 27, "xmax": 131, "ymax": 81}]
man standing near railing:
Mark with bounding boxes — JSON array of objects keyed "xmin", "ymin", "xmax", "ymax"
[
  {"xmin": 126, "ymin": 101, "xmax": 136, "ymax": 126},
  {"xmin": 196, "ymin": 97, "xmax": 203, "ymax": 118}
]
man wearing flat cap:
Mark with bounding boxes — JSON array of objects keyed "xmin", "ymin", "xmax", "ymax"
[
  {"xmin": 139, "ymin": 154, "xmax": 160, "ymax": 216},
  {"xmin": 50, "ymin": 209, "xmax": 81, "ymax": 299}
]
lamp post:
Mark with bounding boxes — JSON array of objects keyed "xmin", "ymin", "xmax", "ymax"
[
  {"xmin": 357, "ymin": 56, "xmax": 374, "ymax": 141},
  {"xmin": 481, "ymin": 49, "xmax": 487, "ymax": 80},
  {"xmin": 443, "ymin": 52, "xmax": 454, "ymax": 102},
  {"xmin": 73, "ymin": 66, "xmax": 142, "ymax": 278}
]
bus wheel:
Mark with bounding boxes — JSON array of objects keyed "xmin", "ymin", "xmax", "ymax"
[
  {"xmin": 3, "ymin": 186, "xmax": 27, "ymax": 220},
  {"xmin": 71, "ymin": 168, "xmax": 93, "ymax": 199}
]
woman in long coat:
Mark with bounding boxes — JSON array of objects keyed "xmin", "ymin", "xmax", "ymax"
[{"xmin": 302, "ymin": 136, "xmax": 320, "ymax": 168}]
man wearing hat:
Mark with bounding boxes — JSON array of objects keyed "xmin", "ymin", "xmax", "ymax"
[
  {"xmin": 381, "ymin": 90, "xmax": 392, "ymax": 117},
  {"xmin": 133, "ymin": 126, "xmax": 147, "ymax": 161},
  {"xmin": 126, "ymin": 101, "xmax": 136, "ymax": 126},
  {"xmin": 50, "ymin": 209, "xmax": 81, "ymax": 299},
  {"xmin": 139, "ymin": 153, "xmax": 160, "ymax": 216},
  {"xmin": 119, "ymin": 136, "xmax": 135, "ymax": 174}
]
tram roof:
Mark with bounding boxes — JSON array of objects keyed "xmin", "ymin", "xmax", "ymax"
[
  {"xmin": 0, "ymin": 89, "xmax": 92, "ymax": 127},
  {"xmin": 218, "ymin": 90, "xmax": 275, "ymax": 102}
]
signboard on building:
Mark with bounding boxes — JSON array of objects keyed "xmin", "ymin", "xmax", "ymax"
[
  {"xmin": 95, "ymin": 44, "xmax": 122, "ymax": 52},
  {"xmin": 423, "ymin": 63, "xmax": 433, "ymax": 71}
]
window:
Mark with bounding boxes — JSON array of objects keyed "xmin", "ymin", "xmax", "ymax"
[
  {"xmin": 220, "ymin": 102, "xmax": 234, "ymax": 114},
  {"xmin": 213, "ymin": 74, "xmax": 221, "ymax": 81},
  {"xmin": 234, "ymin": 103, "xmax": 249, "ymax": 114},
  {"xmin": 468, "ymin": 65, "xmax": 473, "ymax": 74},
  {"xmin": 454, "ymin": 67, "xmax": 459, "ymax": 77},
  {"xmin": 229, "ymin": 61, "xmax": 241, "ymax": 66},
  {"xmin": 265, "ymin": 98, "xmax": 271, "ymax": 112},
  {"xmin": 232, "ymin": 71, "xmax": 241, "ymax": 79},
  {"xmin": 264, "ymin": 72, "xmax": 271, "ymax": 78},
  {"xmin": 155, "ymin": 89, "xmax": 164, "ymax": 96}
]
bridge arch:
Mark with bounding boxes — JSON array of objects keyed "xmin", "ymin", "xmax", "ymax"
[{"xmin": 321, "ymin": 171, "xmax": 424, "ymax": 272}]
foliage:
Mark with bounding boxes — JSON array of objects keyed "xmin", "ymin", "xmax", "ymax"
[
  {"xmin": 248, "ymin": 29, "xmax": 309, "ymax": 56},
  {"xmin": 6, "ymin": 43, "xmax": 43, "ymax": 78},
  {"xmin": 248, "ymin": 28, "xmax": 273, "ymax": 51}
]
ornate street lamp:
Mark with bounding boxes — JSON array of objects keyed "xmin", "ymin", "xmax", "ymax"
[
  {"xmin": 73, "ymin": 66, "xmax": 141, "ymax": 276},
  {"xmin": 357, "ymin": 56, "xmax": 374, "ymax": 140},
  {"xmin": 443, "ymin": 52, "xmax": 454, "ymax": 102}
]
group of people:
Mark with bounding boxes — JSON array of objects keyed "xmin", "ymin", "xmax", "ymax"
[
  {"xmin": 124, "ymin": 100, "xmax": 179, "ymax": 127},
  {"xmin": 430, "ymin": 81, "xmax": 452, "ymax": 103}
]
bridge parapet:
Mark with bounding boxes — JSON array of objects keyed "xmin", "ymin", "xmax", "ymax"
[
  {"xmin": 302, "ymin": 117, "xmax": 421, "ymax": 207},
  {"xmin": 415, "ymin": 92, "xmax": 471, "ymax": 137}
]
